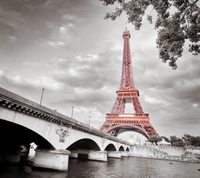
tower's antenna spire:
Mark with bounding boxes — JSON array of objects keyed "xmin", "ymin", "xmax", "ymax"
[{"xmin": 125, "ymin": 22, "xmax": 127, "ymax": 31}]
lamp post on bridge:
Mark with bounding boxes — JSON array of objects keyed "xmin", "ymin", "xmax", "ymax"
[
  {"xmin": 89, "ymin": 116, "xmax": 91, "ymax": 126},
  {"xmin": 71, "ymin": 106, "xmax": 74, "ymax": 119},
  {"xmin": 40, "ymin": 88, "xmax": 45, "ymax": 106}
]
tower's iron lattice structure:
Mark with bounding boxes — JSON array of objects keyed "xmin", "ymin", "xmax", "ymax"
[{"xmin": 100, "ymin": 30, "xmax": 158, "ymax": 138}]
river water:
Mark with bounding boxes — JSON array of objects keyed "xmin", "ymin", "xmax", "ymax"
[{"xmin": 0, "ymin": 157, "xmax": 200, "ymax": 178}]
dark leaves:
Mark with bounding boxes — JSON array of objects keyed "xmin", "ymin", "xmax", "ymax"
[
  {"xmin": 105, "ymin": 8, "xmax": 123, "ymax": 20},
  {"xmin": 100, "ymin": 0, "xmax": 200, "ymax": 69},
  {"xmin": 189, "ymin": 44, "xmax": 200, "ymax": 55}
]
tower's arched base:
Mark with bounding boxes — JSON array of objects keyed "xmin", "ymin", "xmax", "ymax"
[{"xmin": 101, "ymin": 114, "xmax": 157, "ymax": 138}]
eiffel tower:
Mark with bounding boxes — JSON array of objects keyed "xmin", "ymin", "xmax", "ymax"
[{"xmin": 100, "ymin": 29, "xmax": 158, "ymax": 138}]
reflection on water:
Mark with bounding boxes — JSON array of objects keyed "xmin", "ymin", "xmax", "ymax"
[{"xmin": 0, "ymin": 157, "xmax": 200, "ymax": 178}]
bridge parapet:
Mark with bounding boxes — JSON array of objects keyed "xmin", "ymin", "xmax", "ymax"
[{"xmin": 0, "ymin": 87, "xmax": 130, "ymax": 146}]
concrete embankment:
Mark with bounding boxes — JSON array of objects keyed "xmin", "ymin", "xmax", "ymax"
[{"xmin": 129, "ymin": 145, "xmax": 200, "ymax": 163}]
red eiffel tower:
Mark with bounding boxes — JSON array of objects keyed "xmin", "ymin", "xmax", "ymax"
[{"xmin": 100, "ymin": 29, "xmax": 158, "ymax": 138}]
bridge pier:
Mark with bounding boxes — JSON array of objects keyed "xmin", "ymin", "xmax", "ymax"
[
  {"xmin": 120, "ymin": 151, "xmax": 129, "ymax": 157},
  {"xmin": 33, "ymin": 149, "xmax": 71, "ymax": 171},
  {"xmin": 70, "ymin": 150, "xmax": 107, "ymax": 162},
  {"xmin": 77, "ymin": 149, "xmax": 89, "ymax": 159},
  {"xmin": 107, "ymin": 151, "xmax": 121, "ymax": 158},
  {"xmin": 88, "ymin": 150, "xmax": 107, "ymax": 162},
  {"xmin": 69, "ymin": 150, "xmax": 78, "ymax": 159}
]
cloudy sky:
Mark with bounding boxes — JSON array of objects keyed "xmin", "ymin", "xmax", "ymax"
[{"xmin": 0, "ymin": 0, "xmax": 200, "ymax": 139}]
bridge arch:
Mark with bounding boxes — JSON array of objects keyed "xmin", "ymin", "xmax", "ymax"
[
  {"xmin": 0, "ymin": 119, "xmax": 55, "ymax": 150},
  {"xmin": 104, "ymin": 143, "xmax": 117, "ymax": 151},
  {"xmin": 67, "ymin": 138, "xmax": 100, "ymax": 151},
  {"xmin": 118, "ymin": 146, "xmax": 125, "ymax": 151},
  {"xmin": 126, "ymin": 147, "xmax": 130, "ymax": 151}
]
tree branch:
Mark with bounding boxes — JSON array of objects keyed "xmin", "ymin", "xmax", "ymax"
[{"xmin": 181, "ymin": 0, "xmax": 199, "ymax": 21}]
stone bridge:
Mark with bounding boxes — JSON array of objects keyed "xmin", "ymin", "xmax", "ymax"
[{"xmin": 0, "ymin": 87, "xmax": 131, "ymax": 171}]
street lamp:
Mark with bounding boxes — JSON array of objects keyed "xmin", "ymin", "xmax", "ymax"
[
  {"xmin": 89, "ymin": 116, "xmax": 91, "ymax": 126},
  {"xmin": 71, "ymin": 106, "xmax": 74, "ymax": 119},
  {"xmin": 40, "ymin": 88, "xmax": 45, "ymax": 106}
]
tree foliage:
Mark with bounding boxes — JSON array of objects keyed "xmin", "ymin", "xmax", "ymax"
[
  {"xmin": 100, "ymin": 0, "xmax": 200, "ymax": 69},
  {"xmin": 147, "ymin": 135, "xmax": 162, "ymax": 145},
  {"xmin": 168, "ymin": 134, "xmax": 200, "ymax": 147},
  {"xmin": 170, "ymin": 135, "xmax": 184, "ymax": 147},
  {"xmin": 182, "ymin": 134, "xmax": 200, "ymax": 147}
]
